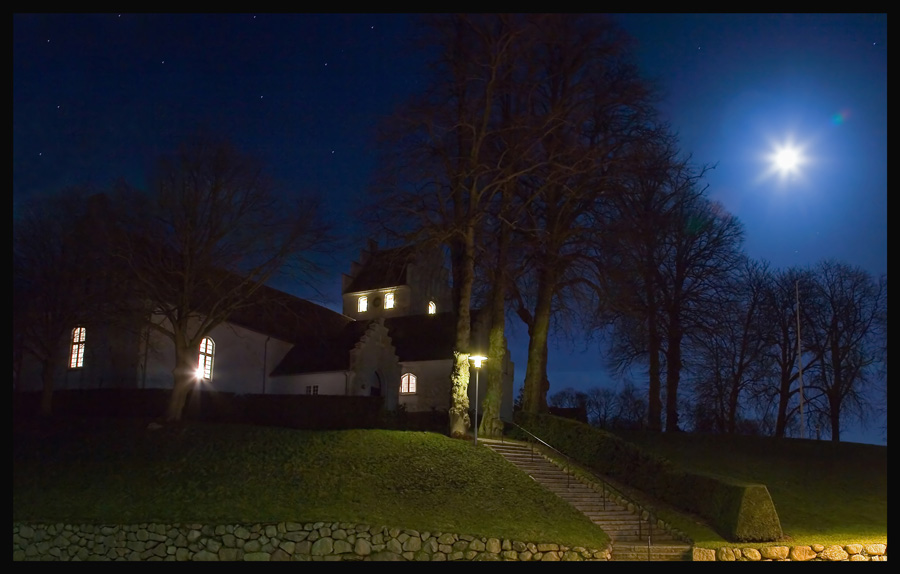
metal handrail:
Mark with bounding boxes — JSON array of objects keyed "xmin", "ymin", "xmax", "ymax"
[
  {"xmin": 501, "ymin": 418, "xmax": 573, "ymax": 489},
  {"xmin": 501, "ymin": 417, "xmax": 660, "ymax": 553}
]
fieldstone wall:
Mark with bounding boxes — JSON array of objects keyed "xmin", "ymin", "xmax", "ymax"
[
  {"xmin": 692, "ymin": 543, "xmax": 887, "ymax": 561},
  {"xmin": 13, "ymin": 521, "xmax": 611, "ymax": 561}
]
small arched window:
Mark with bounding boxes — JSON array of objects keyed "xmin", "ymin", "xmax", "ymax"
[
  {"xmin": 428, "ymin": 301, "xmax": 436, "ymax": 314},
  {"xmin": 69, "ymin": 327, "xmax": 86, "ymax": 369},
  {"xmin": 384, "ymin": 291, "xmax": 395, "ymax": 309},
  {"xmin": 401, "ymin": 373, "xmax": 417, "ymax": 394},
  {"xmin": 198, "ymin": 337, "xmax": 215, "ymax": 381},
  {"xmin": 358, "ymin": 296, "xmax": 368, "ymax": 313}
]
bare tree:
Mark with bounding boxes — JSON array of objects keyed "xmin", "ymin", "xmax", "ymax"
[
  {"xmin": 13, "ymin": 187, "xmax": 136, "ymax": 416},
  {"xmin": 113, "ymin": 130, "xmax": 333, "ymax": 422},
  {"xmin": 365, "ymin": 14, "xmax": 549, "ymax": 438},
  {"xmin": 801, "ymin": 260, "xmax": 886, "ymax": 441},
  {"xmin": 597, "ymin": 131, "xmax": 745, "ymax": 433},
  {"xmin": 584, "ymin": 386, "xmax": 618, "ymax": 429},
  {"xmin": 548, "ymin": 386, "xmax": 588, "ymax": 409},
  {"xmin": 366, "ymin": 14, "xmax": 660, "ymax": 434},
  {"xmin": 506, "ymin": 14, "xmax": 658, "ymax": 416},
  {"xmin": 686, "ymin": 256, "xmax": 775, "ymax": 434},
  {"xmin": 14, "ymin": 188, "xmax": 94, "ymax": 417},
  {"xmin": 754, "ymin": 266, "xmax": 821, "ymax": 438},
  {"xmin": 598, "ymin": 130, "xmax": 686, "ymax": 431},
  {"xmin": 612, "ymin": 380, "xmax": 648, "ymax": 430}
]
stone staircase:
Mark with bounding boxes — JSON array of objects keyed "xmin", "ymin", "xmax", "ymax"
[{"xmin": 481, "ymin": 438, "xmax": 693, "ymax": 561}]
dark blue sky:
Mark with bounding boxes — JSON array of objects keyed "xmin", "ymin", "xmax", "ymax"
[{"xmin": 13, "ymin": 13, "xmax": 887, "ymax": 443}]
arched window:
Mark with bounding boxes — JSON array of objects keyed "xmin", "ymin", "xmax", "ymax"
[
  {"xmin": 428, "ymin": 300, "xmax": 436, "ymax": 314},
  {"xmin": 358, "ymin": 295, "xmax": 368, "ymax": 313},
  {"xmin": 69, "ymin": 327, "xmax": 86, "ymax": 369},
  {"xmin": 401, "ymin": 372, "xmax": 417, "ymax": 394},
  {"xmin": 384, "ymin": 291, "xmax": 395, "ymax": 309},
  {"xmin": 198, "ymin": 337, "xmax": 215, "ymax": 381}
]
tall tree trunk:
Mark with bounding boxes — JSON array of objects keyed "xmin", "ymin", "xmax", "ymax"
[
  {"xmin": 774, "ymin": 368, "xmax": 794, "ymax": 438},
  {"xmin": 523, "ymin": 270, "xmax": 553, "ymax": 414},
  {"xmin": 829, "ymin": 389, "xmax": 842, "ymax": 442},
  {"xmin": 165, "ymin": 343, "xmax": 196, "ymax": 422},
  {"xmin": 665, "ymin": 314, "xmax": 683, "ymax": 432},
  {"xmin": 727, "ymin": 374, "xmax": 741, "ymax": 434},
  {"xmin": 645, "ymin": 275, "xmax": 662, "ymax": 431},
  {"xmin": 481, "ymin": 260, "xmax": 508, "ymax": 438},
  {"xmin": 448, "ymin": 221, "xmax": 475, "ymax": 438},
  {"xmin": 40, "ymin": 357, "xmax": 57, "ymax": 417}
]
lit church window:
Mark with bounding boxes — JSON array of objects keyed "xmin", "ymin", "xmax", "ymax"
[
  {"xmin": 384, "ymin": 292, "xmax": 395, "ymax": 309},
  {"xmin": 69, "ymin": 327, "xmax": 86, "ymax": 368},
  {"xmin": 197, "ymin": 337, "xmax": 215, "ymax": 380},
  {"xmin": 401, "ymin": 372, "xmax": 417, "ymax": 394},
  {"xmin": 358, "ymin": 295, "xmax": 368, "ymax": 312},
  {"xmin": 428, "ymin": 301, "xmax": 436, "ymax": 314}
]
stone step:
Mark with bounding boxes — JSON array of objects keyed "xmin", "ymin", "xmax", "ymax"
[{"xmin": 482, "ymin": 440, "xmax": 693, "ymax": 561}]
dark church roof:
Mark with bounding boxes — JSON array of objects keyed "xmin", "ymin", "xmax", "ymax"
[
  {"xmin": 269, "ymin": 320, "xmax": 372, "ymax": 375},
  {"xmin": 270, "ymin": 310, "xmax": 488, "ymax": 377},
  {"xmin": 383, "ymin": 313, "xmax": 458, "ymax": 362},
  {"xmin": 224, "ymin": 282, "xmax": 353, "ymax": 345},
  {"xmin": 344, "ymin": 245, "xmax": 414, "ymax": 293}
]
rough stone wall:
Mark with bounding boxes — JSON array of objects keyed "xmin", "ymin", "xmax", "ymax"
[
  {"xmin": 13, "ymin": 521, "xmax": 611, "ymax": 562},
  {"xmin": 692, "ymin": 543, "xmax": 887, "ymax": 561}
]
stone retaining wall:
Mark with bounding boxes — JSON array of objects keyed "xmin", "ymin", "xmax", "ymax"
[
  {"xmin": 13, "ymin": 521, "xmax": 611, "ymax": 561},
  {"xmin": 692, "ymin": 544, "xmax": 887, "ymax": 561}
]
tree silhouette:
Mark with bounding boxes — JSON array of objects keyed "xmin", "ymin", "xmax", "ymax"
[{"xmin": 112, "ymin": 129, "xmax": 333, "ymax": 422}]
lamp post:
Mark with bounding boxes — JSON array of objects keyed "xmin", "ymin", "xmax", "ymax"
[{"xmin": 469, "ymin": 355, "xmax": 487, "ymax": 446}]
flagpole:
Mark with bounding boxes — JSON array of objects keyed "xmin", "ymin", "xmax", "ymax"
[{"xmin": 796, "ymin": 280, "xmax": 804, "ymax": 440}]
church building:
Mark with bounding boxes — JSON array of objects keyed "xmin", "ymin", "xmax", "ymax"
[{"xmin": 17, "ymin": 239, "xmax": 515, "ymax": 422}]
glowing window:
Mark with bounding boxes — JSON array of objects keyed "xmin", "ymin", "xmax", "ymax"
[
  {"xmin": 428, "ymin": 301, "xmax": 436, "ymax": 314},
  {"xmin": 401, "ymin": 373, "xmax": 417, "ymax": 394},
  {"xmin": 69, "ymin": 327, "xmax": 86, "ymax": 369},
  {"xmin": 384, "ymin": 292, "xmax": 395, "ymax": 309},
  {"xmin": 358, "ymin": 296, "xmax": 368, "ymax": 313},
  {"xmin": 198, "ymin": 337, "xmax": 215, "ymax": 380}
]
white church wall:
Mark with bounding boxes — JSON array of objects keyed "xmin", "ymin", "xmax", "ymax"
[
  {"xmin": 139, "ymin": 314, "xmax": 294, "ymax": 395},
  {"xmin": 265, "ymin": 371, "xmax": 347, "ymax": 396},
  {"xmin": 399, "ymin": 359, "xmax": 452, "ymax": 413}
]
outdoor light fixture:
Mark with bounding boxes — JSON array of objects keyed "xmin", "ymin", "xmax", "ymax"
[{"xmin": 469, "ymin": 355, "xmax": 487, "ymax": 446}]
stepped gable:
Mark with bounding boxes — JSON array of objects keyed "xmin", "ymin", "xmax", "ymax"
[{"xmin": 269, "ymin": 320, "xmax": 372, "ymax": 376}]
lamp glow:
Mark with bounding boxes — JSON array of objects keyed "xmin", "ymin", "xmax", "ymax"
[{"xmin": 469, "ymin": 354, "xmax": 487, "ymax": 446}]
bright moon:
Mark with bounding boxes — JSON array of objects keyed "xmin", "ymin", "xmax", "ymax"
[
  {"xmin": 759, "ymin": 135, "xmax": 810, "ymax": 185},
  {"xmin": 774, "ymin": 146, "xmax": 801, "ymax": 174}
]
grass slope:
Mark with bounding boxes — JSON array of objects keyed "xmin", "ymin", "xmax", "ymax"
[
  {"xmin": 13, "ymin": 417, "xmax": 610, "ymax": 550},
  {"xmin": 609, "ymin": 430, "xmax": 887, "ymax": 548}
]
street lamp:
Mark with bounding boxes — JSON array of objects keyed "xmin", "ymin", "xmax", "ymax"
[{"xmin": 469, "ymin": 355, "xmax": 487, "ymax": 446}]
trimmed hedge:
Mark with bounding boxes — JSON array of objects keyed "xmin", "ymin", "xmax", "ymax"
[{"xmin": 512, "ymin": 412, "xmax": 783, "ymax": 542}]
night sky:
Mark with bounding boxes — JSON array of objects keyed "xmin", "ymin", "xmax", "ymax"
[{"xmin": 13, "ymin": 14, "xmax": 887, "ymax": 443}]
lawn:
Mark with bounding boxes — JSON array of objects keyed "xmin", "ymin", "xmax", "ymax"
[
  {"xmin": 13, "ymin": 416, "xmax": 886, "ymax": 552},
  {"xmin": 607, "ymin": 429, "xmax": 887, "ymax": 548},
  {"xmin": 13, "ymin": 416, "xmax": 610, "ymax": 550}
]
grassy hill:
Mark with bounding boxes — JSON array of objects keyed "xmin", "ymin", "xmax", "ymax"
[
  {"xmin": 13, "ymin": 417, "xmax": 610, "ymax": 550},
  {"xmin": 608, "ymin": 429, "xmax": 887, "ymax": 547},
  {"xmin": 13, "ymin": 416, "xmax": 887, "ymax": 550}
]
